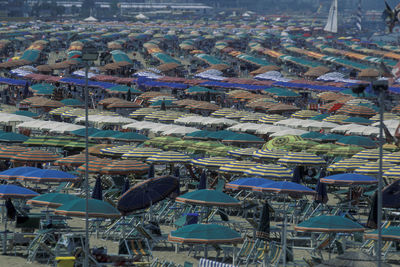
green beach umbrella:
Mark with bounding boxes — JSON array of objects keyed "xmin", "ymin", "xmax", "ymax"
[
  {"xmin": 0, "ymin": 132, "xmax": 29, "ymax": 143},
  {"xmin": 27, "ymin": 193, "xmax": 79, "ymax": 208},
  {"xmin": 13, "ymin": 110, "xmax": 39, "ymax": 118},
  {"xmin": 327, "ymin": 146, "xmax": 364, "ymax": 157},
  {"xmin": 295, "ymin": 215, "xmax": 365, "ymax": 233},
  {"xmin": 168, "ymin": 224, "xmax": 243, "ymax": 244},
  {"xmin": 300, "ymin": 132, "xmax": 324, "ymax": 140},
  {"xmin": 307, "ymin": 144, "xmax": 341, "ymax": 155},
  {"xmin": 336, "ymin": 136, "xmax": 377, "ymax": 148},
  {"xmin": 55, "ymin": 198, "xmax": 120, "ymax": 218},
  {"xmin": 264, "ymin": 135, "xmax": 303, "ymax": 150},
  {"xmin": 176, "ymin": 189, "xmax": 240, "ymax": 207},
  {"xmin": 289, "ymin": 140, "xmax": 319, "ymax": 151},
  {"xmin": 61, "ymin": 98, "xmax": 84, "ymax": 107}
]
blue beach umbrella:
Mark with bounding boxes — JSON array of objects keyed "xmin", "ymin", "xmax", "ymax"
[
  {"xmin": 0, "ymin": 167, "xmax": 40, "ymax": 180},
  {"xmin": 320, "ymin": 173, "xmax": 377, "ymax": 185},
  {"xmin": 0, "ymin": 185, "xmax": 38, "ymax": 199},
  {"xmin": 225, "ymin": 177, "xmax": 276, "ymax": 190}
]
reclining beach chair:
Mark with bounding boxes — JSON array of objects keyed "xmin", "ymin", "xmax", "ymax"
[{"xmin": 119, "ymin": 238, "xmax": 153, "ymax": 262}]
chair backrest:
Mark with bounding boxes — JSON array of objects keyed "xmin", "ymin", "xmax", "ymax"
[
  {"xmin": 198, "ymin": 258, "xmax": 234, "ymax": 267},
  {"xmin": 334, "ymin": 240, "xmax": 344, "ymax": 255},
  {"xmin": 184, "ymin": 261, "xmax": 193, "ymax": 267},
  {"xmin": 268, "ymin": 242, "xmax": 282, "ymax": 265}
]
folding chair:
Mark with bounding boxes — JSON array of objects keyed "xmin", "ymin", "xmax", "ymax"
[{"xmin": 119, "ymin": 238, "xmax": 153, "ymax": 262}]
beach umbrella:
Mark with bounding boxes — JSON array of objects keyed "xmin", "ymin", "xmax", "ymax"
[
  {"xmin": 364, "ymin": 226, "xmax": 400, "ymax": 241},
  {"xmin": 176, "ymin": 189, "xmax": 240, "ymax": 207},
  {"xmin": 352, "ymin": 149, "xmax": 391, "ymax": 160},
  {"xmin": 320, "ymin": 173, "xmax": 377, "ymax": 185},
  {"xmin": 253, "ymin": 181, "xmax": 315, "ymax": 195},
  {"xmin": 0, "ymin": 132, "xmax": 28, "ymax": 143},
  {"xmin": 0, "ymin": 184, "xmax": 38, "ymax": 199},
  {"xmin": 0, "ymin": 167, "xmax": 40, "ymax": 180},
  {"xmin": 354, "ymin": 161, "xmax": 396, "ymax": 176},
  {"xmin": 277, "ymin": 152, "xmax": 326, "ymax": 166},
  {"xmin": 54, "ymin": 154, "xmax": 98, "ymax": 167},
  {"xmin": 300, "ymin": 132, "xmax": 324, "ymax": 140},
  {"xmin": 13, "ymin": 110, "xmax": 39, "ymax": 118},
  {"xmin": 100, "ymin": 145, "xmax": 137, "ymax": 157},
  {"xmin": 228, "ymin": 147, "xmax": 258, "ymax": 158},
  {"xmin": 327, "ymin": 158, "xmax": 368, "ymax": 172},
  {"xmin": 336, "ymin": 136, "xmax": 377, "ymax": 148},
  {"xmin": 289, "ymin": 140, "xmax": 319, "ymax": 151},
  {"xmin": 100, "ymin": 160, "xmax": 149, "ymax": 175},
  {"xmin": 258, "ymin": 114, "xmax": 285, "ymax": 124},
  {"xmin": 87, "ymin": 144, "xmax": 115, "ymax": 156},
  {"xmin": 219, "ymin": 161, "xmax": 259, "ymax": 174},
  {"xmin": 263, "ymin": 135, "xmax": 303, "ymax": 150},
  {"xmin": 168, "ymin": 224, "xmax": 242, "ymax": 244},
  {"xmin": 16, "ymin": 169, "xmax": 79, "ymax": 183},
  {"xmin": 117, "ymin": 176, "xmax": 179, "ymax": 215},
  {"xmin": 147, "ymin": 151, "xmax": 191, "ymax": 164},
  {"xmin": 77, "ymin": 158, "xmax": 114, "ymax": 174},
  {"xmin": 327, "ymin": 146, "xmax": 364, "ymax": 157},
  {"xmin": 191, "ymin": 157, "xmax": 234, "ymax": 169},
  {"xmin": 198, "ymin": 170, "xmax": 207, "ymax": 189},
  {"xmin": 252, "ymin": 149, "xmax": 288, "ymax": 161},
  {"xmin": 317, "ymin": 133, "xmax": 344, "ymax": 142},
  {"xmin": 55, "ymin": 198, "xmax": 120, "ymax": 218},
  {"xmin": 307, "ymin": 144, "xmax": 341, "ymax": 155},
  {"xmin": 337, "ymin": 105, "xmax": 376, "ymax": 118},
  {"xmin": 92, "ymin": 177, "xmax": 103, "ymax": 200},
  {"xmin": 342, "ymin": 117, "xmax": 373, "ymax": 125},
  {"xmin": 221, "ymin": 133, "xmax": 264, "ymax": 144},
  {"xmin": 315, "ymin": 180, "xmax": 328, "ymax": 204},
  {"xmin": 226, "ymin": 177, "xmax": 276, "ymax": 190},
  {"xmin": 70, "ymin": 127, "xmax": 101, "ymax": 137},
  {"xmin": 323, "ymin": 114, "xmax": 350, "ymax": 123},
  {"xmin": 383, "ymin": 143, "xmax": 400, "ymax": 152},
  {"xmin": 310, "ymin": 114, "xmax": 330, "ymax": 121},
  {"xmin": 291, "ymin": 110, "xmax": 320, "ymax": 119},
  {"xmin": 27, "ymin": 193, "xmax": 79, "ymax": 208},
  {"xmin": 11, "ymin": 150, "xmax": 60, "ymax": 163},
  {"xmin": 382, "ymin": 151, "xmax": 400, "ymax": 163},
  {"xmin": 145, "ymin": 136, "xmax": 181, "ymax": 147},
  {"xmin": 89, "ymin": 130, "xmax": 120, "ymax": 139},
  {"xmin": 0, "ymin": 146, "xmax": 31, "ymax": 159},
  {"xmin": 111, "ymin": 132, "xmax": 148, "ymax": 142},
  {"xmin": 165, "ymin": 140, "xmax": 198, "ymax": 150},
  {"xmin": 121, "ymin": 147, "xmax": 162, "ymax": 159},
  {"xmin": 383, "ymin": 165, "xmax": 400, "ymax": 180},
  {"xmin": 244, "ymin": 164, "xmax": 292, "ymax": 180},
  {"xmin": 295, "ymin": 215, "xmax": 364, "ymax": 233}
]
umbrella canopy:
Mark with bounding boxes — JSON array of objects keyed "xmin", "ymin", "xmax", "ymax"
[
  {"xmin": 320, "ymin": 173, "xmax": 377, "ymax": 185},
  {"xmin": 191, "ymin": 157, "xmax": 234, "ymax": 168},
  {"xmin": 0, "ymin": 166, "xmax": 40, "ymax": 180},
  {"xmin": 383, "ymin": 165, "xmax": 400, "ymax": 179},
  {"xmin": 54, "ymin": 154, "xmax": 98, "ymax": 167},
  {"xmin": 219, "ymin": 161, "xmax": 259, "ymax": 174},
  {"xmin": 288, "ymin": 140, "xmax": 319, "ymax": 151},
  {"xmin": 264, "ymin": 135, "xmax": 303, "ymax": 150},
  {"xmin": 337, "ymin": 105, "xmax": 376, "ymax": 117},
  {"xmin": 27, "ymin": 193, "xmax": 79, "ymax": 208},
  {"xmin": 100, "ymin": 160, "xmax": 149, "ymax": 175},
  {"xmin": 176, "ymin": 189, "xmax": 240, "ymax": 207},
  {"xmin": 16, "ymin": 169, "xmax": 79, "ymax": 183},
  {"xmin": 0, "ymin": 146, "xmax": 31, "ymax": 159},
  {"xmin": 277, "ymin": 152, "xmax": 326, "ymax": 166},
  {"xmin": 0, "ymin": 132, "xmax": 29, "ymax": 143},
  {"xmin": 226, "ymin": 177, "xmax": 276, "ymax": 190},
  {"xmin": 77, "ymin": 158, "xmax": 114, "ymax": 174},
  {"xmin": 253, "ymin": 181, "xmax": 315, "ymax": 195},
  {"xmin": 307, "ymin": 144, "xmax": 341, "ymax": 155},
  {"xmin": 336, "ymin": 136, "xmax": 377, "ymax": 148},
  {"xmin": 122, "ymin": 147, "xmax": 163, "ymax": 159},
  {"xmin": 244, "ymin": 164, "xmax": 292, "ymax": 179},
  {"xmin": 352, "ymin": 149, "xmax": 391, "ymax": 160},
  {"xmin": 55, "ymin": 198, "xmax": 120, "ymax": 218},
  {"xmin": 364, "ymin": 226, "xmax": 400, "ymax": 241},
  {"xmin": 300, "ymin": 132, "xmax": 324, "ymax": 140},
  {"xmin": 258, "ymin": 114, "xmax": 285, "ymax": 124},
  {"xmin": 168, "ymin": 224, "xmax": 242, "ymax": 244},
  {"xmin": 228, "ymin": 147, "xmax": 258, "ymax": 157},
  {"xmin": 147, "ymin": 151, "xmax": 191, "ymax": 164},
  {"xmin": 327, "ymin": 158, "xmax": 368, "ymax": 172},
  {"xmin": 382, "ymin": 151, "xmax": 400, "ymax": 163},
  {"xmin": 327, "ymin": 146, "xmax": 365, "ymax": 157},
  {"xmin": 0, "ymin": 185, "xmax": 38, "ymax": 199},
  {"xmin": 252, "ymin": 149, "xmax": 288, "ymax": 160},
  {"xmin": 11, "ymin": 150, "xmax": 60, "ymax": 163},
  {"xmin": 89, "ymin": 130, "xmax": 120, "ymax": 139},
  {"xmin": 354, "ymin": 161, "xmax": 396, "ymax": 176},
  {"xmin": 111, "ymin": 132, "xmax": 148, "ymax": 142},
  {"xmin": 294, "ymin": 215, "xmax": 365, "ymax": 233},
  {"xmin": 70, "ymin": 127, "xmax": 101, "ymax": 137},
  {"xmin": 117, "ymin": 176, "xmax": 179, "ymax": 215}
]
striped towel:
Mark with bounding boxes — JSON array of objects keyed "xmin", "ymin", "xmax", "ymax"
[{"xmin": 198, "ymin": 258, "xmax": 235, "ymax": 267}]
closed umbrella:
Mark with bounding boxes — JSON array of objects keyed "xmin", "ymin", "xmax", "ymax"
[
  {"xmin": 121, "ymin": 178, "xmax": 130, "ymax": 194},
  {"xmin": 256, "ymin": 202, "xmax": 270, "ymax": 240},
  {"xmin": 92, "ymin": 177, "xmax": 102, "ymax": 200},
  {"xmin": 315, "ymin": 180, "xmax": 328, "ymax": 204},
  {"xmin": 198, "ymin": 170, "xmax": 207, "ymax": 189}
]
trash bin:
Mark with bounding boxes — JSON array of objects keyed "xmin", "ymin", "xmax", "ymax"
[
  {"xmin": 184, "ymin": 213, "xmax": 198, "ymax": 225},
  {"xmin": 55, "ymin": 256, "xmax": 75, "ymax": 267}
]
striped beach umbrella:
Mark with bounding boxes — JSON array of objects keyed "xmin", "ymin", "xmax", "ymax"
[
  {"xmin": 147, "ymin": 151, "xmax": 191, "ymax": 164},
  {"xmin": 77, "ymin": 158, "xmax": 114, "ymax": 174},
  {"xmin": 54, "ymin": 154, "xmax": 98, "ymax": 167},
  {"xmin": 244, "ymin": 164, "xmax": 292, "ymax": 179},
  {"xmin": 337, "ymin": 105, "xmax": 376, "ymax": 117},
  {"xmin": 0, "ymin": 146, "xmax": 31, "ymax": 159},
  {"xmin": 228, "ymin": 147, "xmax": 259, "ymax": 158},
  {"xmin": 327, "ymin": 158, "xmax": 368, "ymax": 172},
  {"xmin": 121, "ymin": 147, "xmax": 163, "ymax": 159},
  {"xmin": 258, "ymin": 114, "xmax": 285, "ymax": 124},
  {"xmin": 354, "ymin": 161, "xmax": 396, "ymax": 176},
  {"xmin": 191, "ymin": 157, "xmax": 234, "ymax": 168},
  {"xmin": 211, "ymin": 108, "xmax": 237, "ymax": 118},
  {"xmin": 129, "ymin": 108, "xmax": 156, "ymax": 119},
  {"xmin": 352, "ymin": 149, "xmax": 391, "ymax": 161},
  {"xmin": 277, "ymin": 152, "xmax": 326, "ymax": 166},
  {"xmin": 383, "ymin": 165, "xmax": 400, "ymax": 180},
  {"xmin": 252, "ymin": 149, "xmax": 288, "ymax": 161},
  {"xmin": 291, "ymin": 110, "xmax": 320, "ymax": 119},
  {"xmin": 383, "ymin": 152, "xmax": 400, "ymax": 164},
  {"xmin": 11, "ymin": 150, "xmax": 60, "ymax": 163},
  {"xmin": 100, "ymin": 160, "xmax": 149, "ymax": 175},
  {"xmin": 323, "ymin": 114, "xmax": 350, "ymax": 123},
  {"xmin": 219, "ymin": 161, "xmax": 259, "ymax": 174},
  {"xmin": 100, "ymin": 145, "xmax": 137, "ymax": 157}
]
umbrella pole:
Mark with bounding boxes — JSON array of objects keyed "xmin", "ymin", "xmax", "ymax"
[
  {"xmin": 204, "ymin": 244, "xmax": 208, "ymax": 259},
  {"xmin": 2, "ymin": 217, "xmax": 7, "ymax": 255},
  {"xmin": 84, "ymin": 63, "xmax": 90, "ymax": 267},
  {"xmin": 282, "ymin": 195, "xmax": 287, "ymax": 267}
]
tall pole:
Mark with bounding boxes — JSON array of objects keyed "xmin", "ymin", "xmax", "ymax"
[
  {"xmin": 84, "ymin": 64, "xmax": 90, "ymax": 267},
  {"xmin": 377, "ymin": 89, "xmax": 384, "ymax": 267}
]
